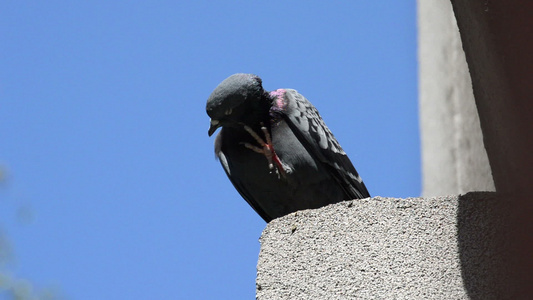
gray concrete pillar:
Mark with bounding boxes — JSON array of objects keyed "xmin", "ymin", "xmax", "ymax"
[{"xmin": 418, "ymin": 0, "xmax": 494, "ymax": 197}]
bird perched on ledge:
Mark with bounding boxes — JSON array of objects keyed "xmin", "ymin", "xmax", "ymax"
[{"xmin": 206, "ymin": 73, "xmax": 370, "ymax": 222}]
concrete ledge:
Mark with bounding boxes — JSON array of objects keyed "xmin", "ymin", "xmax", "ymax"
[{"xmin": 257, "ymin": 193, "xmax": 509, "ymax": 299}]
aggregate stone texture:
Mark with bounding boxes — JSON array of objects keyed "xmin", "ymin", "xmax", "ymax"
[{"xmin": 256, "ymin": 193, "xmax": 508, "ymax": 299}]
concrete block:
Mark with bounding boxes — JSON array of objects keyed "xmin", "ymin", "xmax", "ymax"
[
  {"xmin": 257, "ymin": 193, "xmax": 509, "ymax": 299},
  {"xmin": 418, "ymin": 0, "xmax": 495, "ymax": 197}
]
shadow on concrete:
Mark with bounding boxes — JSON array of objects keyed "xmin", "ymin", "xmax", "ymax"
[{"xmin": 457, "ymin": 192, "xmax": 510, "ymax": 299}]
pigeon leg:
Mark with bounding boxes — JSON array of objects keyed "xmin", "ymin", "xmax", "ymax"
[
  {"xmin": 241, "ymin": 123, "xmax": 286, "ymax": 178},
  {"xmin": 242, "ymin": 124, "xmax": 275, "ymax": 170}
]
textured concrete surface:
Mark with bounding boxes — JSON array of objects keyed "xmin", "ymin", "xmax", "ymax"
[
  {"xmin": 418, "ymin": 0, "xmax": 494, "ymax": 197},
  {"xmin": 450, "ymin": 0, "xmax": 533, "ymax": 195},
  {"xmin": 450, "ymin": 1, "xmax": 533, "ymax": 294},
  {"xmin": 257, "ymin": 193, "xmax": 509, "ymax": 299}
]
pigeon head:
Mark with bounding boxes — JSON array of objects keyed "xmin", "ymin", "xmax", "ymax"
[{"xmin": 206, "ymin": 73, "xmax": 267, "ymax": 136}]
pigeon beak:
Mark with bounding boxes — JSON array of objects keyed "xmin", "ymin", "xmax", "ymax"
[{"xmin": 208, "ymin": 119, "xmax": 221, "ymax": 136}]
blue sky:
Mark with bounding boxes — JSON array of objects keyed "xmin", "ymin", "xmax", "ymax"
[{"xmin": 0, "ymin": 1, "xmax": 417, "ymax": 299}]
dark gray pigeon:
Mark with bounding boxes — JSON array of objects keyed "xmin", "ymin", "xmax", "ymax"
[{"xmin": 207, "ymin": 73, "xmax": 370, "ymax": 222}]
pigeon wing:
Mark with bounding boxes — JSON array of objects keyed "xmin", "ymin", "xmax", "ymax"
[{"xmin": 271, "ymin": 89, "xmax": 370, "ymax": 199}]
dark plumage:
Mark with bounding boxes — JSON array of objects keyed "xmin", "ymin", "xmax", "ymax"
[{"xmin": 206, "ymin": 73, "xmax": 370, "ymax": 222}]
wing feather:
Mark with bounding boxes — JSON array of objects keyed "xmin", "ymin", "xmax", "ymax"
[{"xmin": 272, "ymin": 89, "xmax": 370, "ymax": 199}]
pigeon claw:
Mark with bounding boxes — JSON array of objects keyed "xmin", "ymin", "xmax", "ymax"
[{"xmin": 242, "ymin": 123, "xmax": 287, "ymax": 178}]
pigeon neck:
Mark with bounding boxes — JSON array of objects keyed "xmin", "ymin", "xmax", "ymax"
[{"xmin": 243, "ymin": 91, "xmax": 273, "ymax": 125}]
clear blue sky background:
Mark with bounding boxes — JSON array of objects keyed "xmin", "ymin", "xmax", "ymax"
[{"xmin": 0, "ymin": 1, "xmax": 418, "ymax": 299}]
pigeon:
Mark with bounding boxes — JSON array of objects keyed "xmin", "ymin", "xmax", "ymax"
[{"xmin": 206, "ymin": 73, "xmax": 370, "ymax": 222}]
